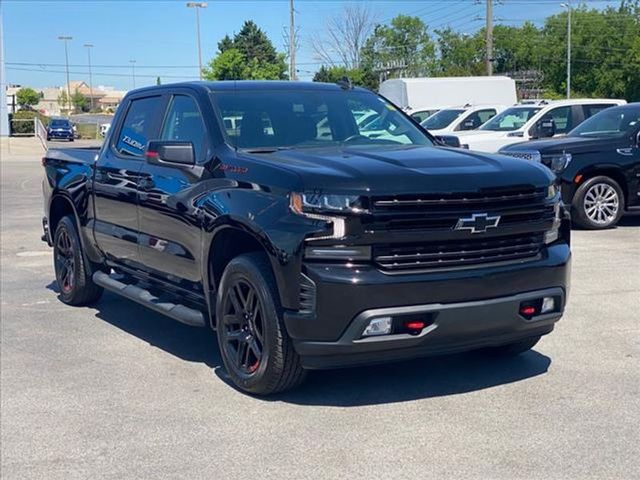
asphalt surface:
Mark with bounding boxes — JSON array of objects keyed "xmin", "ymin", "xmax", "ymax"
[{"xmin": 1, "ymin": 148, "xmax": 639, "ymax": 479}]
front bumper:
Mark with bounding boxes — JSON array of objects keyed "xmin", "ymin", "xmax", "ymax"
[
  {"xmin": 286, "ymin": 243, "xmax": 570, "ymax": 369},
  {"xmin": 48, "ymin": 130, "xmax": 73, "ymax": 139}
]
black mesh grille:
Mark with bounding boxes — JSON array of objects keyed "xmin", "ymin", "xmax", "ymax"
[{"xmin": 374, "ymin": 233, "xmax": 544, "ymax": 272}]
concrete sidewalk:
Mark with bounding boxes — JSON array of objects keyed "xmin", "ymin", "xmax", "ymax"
[{"xmin": 0, "ymin": 136, "xmax": 45, "ymax": 159}]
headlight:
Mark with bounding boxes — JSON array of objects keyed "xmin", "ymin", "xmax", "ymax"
[
  {"xmin": 290, "ymin": 192, "xmax": 365, "ymax": 214},
  {"xmin": 549, "ymin": 152, "xmax": 572, "ymax": 173},
  {"xmin": 546, "ymin": 184, "xmax": 558, "ymax": 199},
  {"xmin": 544, "ymin": 201, "xmax": 562, "ymax": 244}
]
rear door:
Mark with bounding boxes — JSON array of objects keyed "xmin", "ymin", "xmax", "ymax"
[
  {"xmin": 93, "ymin": 94, "xmax": 165, "ymax": 266},
  {"xmin": 137, "ymin": 90, "xmax": 211, "ymax": 285}
]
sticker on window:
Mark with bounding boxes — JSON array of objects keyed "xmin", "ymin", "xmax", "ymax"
[{"xmin": 117, "ymin": 127, "xmax": 147, "ymax": 155}]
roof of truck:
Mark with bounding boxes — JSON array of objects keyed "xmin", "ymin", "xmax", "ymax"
[{"xmin": 128, "ymin": 80, "xmax": 370, "ymax": 95}]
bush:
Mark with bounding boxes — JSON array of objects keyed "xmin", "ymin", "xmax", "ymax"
[
  {"xmin": 76, "ymin": 123, "xmax": 99, "ymax": 139},
  {"xmin": 10, "ymin": 110, "xmax": 49, "ymax": 135}
]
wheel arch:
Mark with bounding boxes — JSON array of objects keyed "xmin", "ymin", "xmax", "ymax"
[{"xmin": 203, "ymin": 224, "xmax": 284, "ymax": 330}]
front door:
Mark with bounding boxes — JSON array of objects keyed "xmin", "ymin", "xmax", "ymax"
[
  {"xmin": 137, "ymin": 92, "xmax": 210, "ymax": 286},
  {"xmin": 93, "ymin": 94, "xmax": 165, "ymax": 266}
]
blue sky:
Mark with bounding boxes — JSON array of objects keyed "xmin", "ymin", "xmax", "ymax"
[{"xmin": 1, "ymin": 0, "xmax": 621, "ymax": 90}]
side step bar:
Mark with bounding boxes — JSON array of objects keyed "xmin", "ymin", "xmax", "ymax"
[{"xmin": 93, "ymin": 271, "xmax": 206, "ymax": 327}]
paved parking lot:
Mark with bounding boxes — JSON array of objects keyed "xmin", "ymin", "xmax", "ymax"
[{"xmin": 1, "ymin": 146, "xmax": 639, "ymax": 479}]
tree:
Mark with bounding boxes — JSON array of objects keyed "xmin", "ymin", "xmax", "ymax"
[
  {"xmin": 57, "ymin": 90, "xmax": 69, "ymax": 113},
  {"xmin": 313, "ymin": 65, "xmax": 377, "ymax": 90},
  {"xmin": 312, "ymin": 4, "xmax": 376, "ymax": 69},
  {"xmin": 71, "ymin": 89, "xmax": 88, "ymax": 113},
  {"xmin": 203, "ymin": 20, "xmax": 287, "ymax": 80},
  {"xmin": 540, "ymin": 4, "xmax": 640, "ymax": 99},
  {"xmin": 16, "ymin": 87, "xmax": 40, "ymax": 109},
  {"xmin": 361, "ymin": 15, "xmax": 437, "ymax": 81},
  {"xmin": 434, "ymin": 28, "xmax": 485, "ymax": 76}
]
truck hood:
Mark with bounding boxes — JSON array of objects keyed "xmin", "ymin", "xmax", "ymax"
[
  {"xmin": 502, "ymin": 135, "xmax": 627, "ymax": 155},
  {"xmin": 246, "ymin": 145, "xmax": 553, "ymax": 194}
]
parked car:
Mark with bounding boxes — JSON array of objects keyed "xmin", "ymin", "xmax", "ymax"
[
  {"xmin": 500, "ymin": 103, "xmax": 640, "ymax": 229},
  {"xmin": 46, "ymin": 118, "xmax": 74, "ymax": 142},
  {"xmin": 41, "ymin": 81, "xmax": 570, "ymax": 395},
  {"xmin": 380, "ymin": 76, "xmax": 517, "ymax": 122},
  {"xmin": 454, "ymin": 99, "xmax": 627, "ymax": 152},
  {"xmin": 99, "ymin": 123, "xmax": 111, "ymax": 137},
  {"xmin": 421, "ymin": 105, "xmax": 506, "ymax": 135}
]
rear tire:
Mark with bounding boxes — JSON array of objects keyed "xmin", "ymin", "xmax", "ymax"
[
  {"xmin": 215, "ymin": 252, "xmax": 306, "ymax": 395},
  {"xmin": 483, "ymin": 336, "xmax": 541, "ymax": 357},
  {"xmin": 572, "ymin": 176, "xmax": 624, "ymax": 229},
  {"xmin": 53, "ymin": 216, "xmax": 103, "ymax": 306}
]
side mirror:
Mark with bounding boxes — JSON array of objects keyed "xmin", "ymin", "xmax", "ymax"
[
  {"xmin": 434, "ymin": 135, "xmax": 461, "ymax": 148},
  {"xmin": 536, "ymin": 118, "xmax": 556, "ymax": 138},
  {"xmin": 146, "ymin": 140, "xmax": 195, "ymax": 166}
]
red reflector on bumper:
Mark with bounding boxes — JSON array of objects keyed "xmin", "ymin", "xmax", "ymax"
[
  {"xmin": 520, "ymin": 306, "xmax": 536, "ymax": 316},
  {"xmin": 404, "ymin": 321, "xmax": 426, "ymax": 330}
]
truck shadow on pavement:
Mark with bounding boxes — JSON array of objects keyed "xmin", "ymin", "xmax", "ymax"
[{"xmin": 72, "ymin": 289, "xmax": 551, "ymax": 406}]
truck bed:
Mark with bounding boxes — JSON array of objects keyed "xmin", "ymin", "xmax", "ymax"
[{"xmin": 45, "ymin": 146, "xmax": 101, "ymax": 165}]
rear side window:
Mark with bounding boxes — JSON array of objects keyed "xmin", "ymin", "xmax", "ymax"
[
  {"xmin": 583, "ymin": 104, "xmax": 616, "ymax": 119},
  {"xmin": 115, "ymin": 96, "xmax": 162, "ymax": 157},
  {"xmin": 456, "ymin": 109, "xmax": 497, "ymax": 131},
  {"xmin": 160, "ymin": 95, "xmax": 207, "ymax": 161}
]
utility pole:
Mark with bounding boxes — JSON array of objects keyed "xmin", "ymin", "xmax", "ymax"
[
  {"xmin": 130, "ymin": 60, "xmax": 136, "ymax": 89},
  {"xmin": 289, "ymin": 0, "xmax": 297, "ymax": 80},
  {"xmin": 186, "ymin": 2, "xmax": 207, "ymax": 80},
  {"xmin": 485, "ymin": 0, "xmax": 493, "ymax": 76},
  {"xmin": 84, "ymin": 43, "xmax": 94, "ymax": 111},
  {"xmin": 58, "ymin": 35, "xmax": 73, "ymax": 115},
  {"xmin": 561, "ymin": 1, "xmax": 572, "ymax": 98}
]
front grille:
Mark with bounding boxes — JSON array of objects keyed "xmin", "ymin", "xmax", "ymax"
[
  {"xmin": 500, "ymin": 150, "xmax": 541, "ymax": 162},
  {"xmin": 367, "ymin": 187, "xmax": 554, "ymax": 232},
  {"xmin": 374, "ymin": 233, "xmax": 544, "ymax": 272}
]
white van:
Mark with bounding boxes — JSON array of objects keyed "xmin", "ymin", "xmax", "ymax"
[
  {"xmin": 454, "ymin": 98, "xmax": 627, "ymax": 152},
  {"xmin": 379, "ymin": 76, "xmax": 517, "ymax": 123},
  {"xmin": 421, "ymin": 104, "xmax": 507, "ymax": 135}
]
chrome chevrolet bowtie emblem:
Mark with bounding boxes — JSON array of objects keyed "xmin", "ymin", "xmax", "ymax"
[{"xmin": 454, "ymin": 213, "xmax": 501, "ymax": 234}]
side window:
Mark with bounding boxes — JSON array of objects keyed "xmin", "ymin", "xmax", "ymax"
[
  {"xmin": 584, "ymin": 104, "xmax": 615, "ymax": 119},
  {"xmin": 546, "ymin": 106, "xmax": 572, "ymax": 134},
  {"xmin": 160, "ymin": 95, "xmax": 207, "ymax": 160},
  {"xmin": 115, "ymin": 96, "xmax": 162, "ymax": 157},
  {"xmin": 457, "ymin": 109, "xmax": 496, "ymax": 131}
]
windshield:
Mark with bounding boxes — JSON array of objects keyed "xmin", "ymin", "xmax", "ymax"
[
  {"xmin": 50, "ymin": 119, "xmax": 70, "ymax": 128},
  {"xmin": 213, "ymin": 89, "xmax": 433, "ymax": 150},
  {"xmin": 421, "ymin": 109, "xmax": 465, "ymax": 130},
  {"xmin": 569, "ymin": 106, "xmax": 640, "ymax": 138},
  {"xmin": 479, "ymin": 107, "xmax": 541, "ymax": 132}
]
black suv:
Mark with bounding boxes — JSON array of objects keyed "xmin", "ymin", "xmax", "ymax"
[
  {"xmin": 501, "ymin": 103, "xmax": 640, "ymax": 229},
  {"xmin": 42, "ymin": 81, "xmax": 571, "ymax": 395}
]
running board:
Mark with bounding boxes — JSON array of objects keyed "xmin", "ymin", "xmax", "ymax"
[{"xmin": 92, "ymin": 271, "xmax": 206, "ymax": 327}]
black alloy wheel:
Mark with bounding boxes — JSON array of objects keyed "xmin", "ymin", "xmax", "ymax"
[{"xmin": 221, "ymin": 278, "xmax": 265, "ymax": 375}]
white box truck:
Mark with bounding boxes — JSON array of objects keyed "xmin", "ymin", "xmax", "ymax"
[{"xmin": 379, "ymin": 76, "xmax": 518, "ymax": 123}]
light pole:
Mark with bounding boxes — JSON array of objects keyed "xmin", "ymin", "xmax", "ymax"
[
  {"xmin": 58, "ymin": 35, "xmax": 73, "ymax": 115},
  {"xmin": 130, "ymin": 60, "xmax": 136, "ymax": 89},
  {"xmin": 84, "ymin": 43, "xmax": 94, "ymax": 111},
  {"xmin": 561, "ymin": 1, "xmax": 572, "ymax": 99},
  {"xmin": 186, "ymin": 2, "xmax": 207, "ymax": 80}
]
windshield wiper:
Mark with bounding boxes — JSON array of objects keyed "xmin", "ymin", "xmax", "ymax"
[{"xmin": 243, "ymin": 146, "xmax": 293, "ymax": 154}]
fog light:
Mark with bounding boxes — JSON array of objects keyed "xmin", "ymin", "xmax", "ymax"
[
  {"xmin": 362, "ymin": 316, "xmax": 393, "ymax": 337},
  {"xmin": 541, "ymin": 297, "xmax": 555, "ymax": 314}
]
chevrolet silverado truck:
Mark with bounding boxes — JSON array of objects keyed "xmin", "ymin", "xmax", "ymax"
[
  {"xmin": 42, "ymin": 81, "xmax": 571, "ymax": 395},
  {"xmin": 500, "ymin": 103, "xmax": 640, "ymax": 229}
]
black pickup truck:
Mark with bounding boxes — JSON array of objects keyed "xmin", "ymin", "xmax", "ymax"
[
  {"xmin": 500, "ymin": 103, "xmax": 640, "ymax": 229},
  {"xmin": 42, "ymin": 81, "xmax": 571, "ymax": 395}
]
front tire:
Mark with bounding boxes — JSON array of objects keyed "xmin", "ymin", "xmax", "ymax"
[
  {"xmin": 572, "ymin": 176, "xmax": 624, "ymax": 229},
  {"xmin": 53, "ymin": 216, "xmax": 103, "ymax": 306},
  {"xmin": 215, "ymin": 253, "xmax": 306, "ymax": 395}
]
